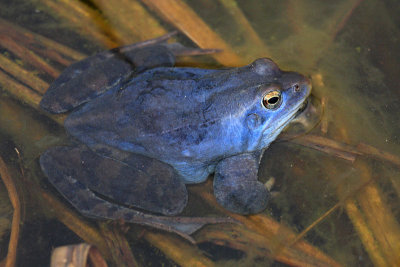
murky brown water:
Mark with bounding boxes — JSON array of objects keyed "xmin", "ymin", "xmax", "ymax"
[{"xmin": 0, "ymin": 0, "xmax": 399, "ymax": 266}]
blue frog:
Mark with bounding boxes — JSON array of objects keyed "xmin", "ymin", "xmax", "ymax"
[{"xmin": 39, "ymin": 34, "xmax": 311, "ymax": 226}]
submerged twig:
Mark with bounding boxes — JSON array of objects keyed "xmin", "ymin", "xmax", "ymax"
[
  {"xmin": 320, "ymin": 97, "xmax": 328, "ymax": 134},
  {"xmin": 356, "ymin": 142, "xmax": 400, "ymax": 167},
  {"xmin": 290, "ymin": 134, "xmax": 400, "ymax": 170},
  {"xmin": 288, "ymin": 202, "xmax": 341, "ymax": 248},
  {"xmin": 345, "ymin": 200, "xmax": 387, "ymax": 266},
  {"xmin": 217, "ymin": 0, "xmax": 270, "ymax": 57},
  {"xmin": 354, "ymin": 161, "xmax": 400, "ymax": 265},
  {"xmin": 99, "ymin": 223, "xmax": 138, "ymax": 266},
  {"xmin": 0, "ymin": 18, "xmax": 85, "ymax": 65},
  {"xmin": 0, "ymin": 34, "xmax": 60, "ymax": 78},
  {"xmin": 144, "ymin": 231, "xmax": 215, "ymax": 267},
  {"xmin": 289, "ymin": 134, "xmax": 362, "ymax": 162},
  {"xmin": 92, "ymin": 0, "xmax": 168, "ymax": 44},
  {"xmin": 330, "ymin": 0, "xmax": 365, "ymax": 41},
  {"xmin": 0, "ymin": 70, "xmax": 43, "ymax": 113},
  {"xmin": 40, "ymin": 0, "xmax": 117, "ymax": 48},
  {"xmin": 140, "ymin": 0, "xmax": 244, "ymax": 66},
  {"xmin": 0, "ymin": 54, "xmax": 49, "ymax": 95},
  {"xmin": 0, "ymin": 157, "xmax": 21, "ymax": 267}
]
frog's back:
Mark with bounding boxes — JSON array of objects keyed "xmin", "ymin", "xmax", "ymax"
[{"xmin": 65, "ymin": 67, "xmax": 236, "ymax": 157}]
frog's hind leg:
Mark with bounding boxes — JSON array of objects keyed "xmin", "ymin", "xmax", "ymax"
[
  {"xmin": 40, "ymin": 146, "xmax": 234, "ymax": 241},
  {"xmin": 40, "ymin": 146, "xmax": 187, "ymax": 216}
]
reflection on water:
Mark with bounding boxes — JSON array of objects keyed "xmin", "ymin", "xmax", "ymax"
[{"xmin": 0, "ymin": 0, "xmax": 399, "ymax": 266}]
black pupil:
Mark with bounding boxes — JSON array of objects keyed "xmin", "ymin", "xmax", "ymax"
[{"xmin": 268, "ymin": 96, "xmax": 279, "ymax": 104}]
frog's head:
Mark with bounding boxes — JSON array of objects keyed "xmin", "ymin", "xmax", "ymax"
[{"xmin": 243, "ymin": 58, "xmax": 312, "ymax": 150}]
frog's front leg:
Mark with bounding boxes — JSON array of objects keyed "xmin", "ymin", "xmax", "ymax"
[{"xmin": 213, "ymin": 152, "xmax": 269, "ymax": 215}]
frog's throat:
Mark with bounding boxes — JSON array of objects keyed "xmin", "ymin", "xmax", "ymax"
[{"xmin": 260, "ymin": 98, "xmax": 308, "ymax": 147}]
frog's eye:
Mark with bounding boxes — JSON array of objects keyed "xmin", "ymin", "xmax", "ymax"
[
  {"xmin": 262, "ymin": 90, "xmax": 282, "ymax": 109},
  {"xmin": 293, "ymin": 83, "xmax": 300, "ymax": 92}
]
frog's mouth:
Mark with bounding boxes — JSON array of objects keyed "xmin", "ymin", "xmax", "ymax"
[
  {"xmin": 294, "ymin": 98, "xmax": 309, "ymax": 118},
  {"xmin": 261, "ymin": 96, "xmax": 310, "ymax": 142},
  {"xmin": 281, "ymin": 98, "xmax": 310, "ymax": 130},
  {"xmin": 277, "ymin": 98, "xmax": 310, "ymax": 132},
  {"xmin": 262, "ymin": 98, "xmax": 309, "ymax": 141},
  {"xmin": 281, "ymin": 97, "xmax": 309, "ymax": 126}
]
